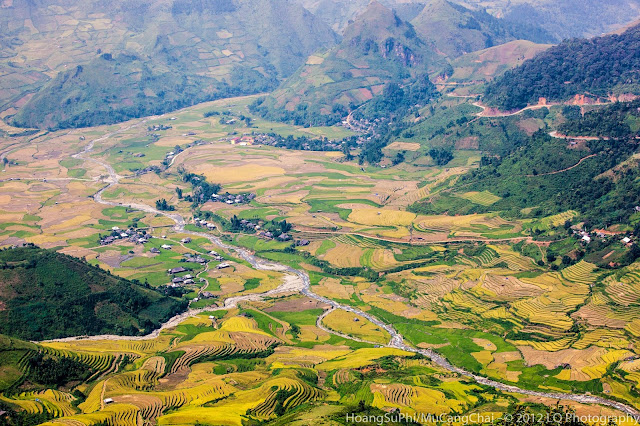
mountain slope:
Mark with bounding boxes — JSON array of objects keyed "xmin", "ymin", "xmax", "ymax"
[
  {"xmin": 294, "ymin": 0, "xmax": 640, "ymax": 41},
  {"xmin": 442, "ymin": 39, "xmax": 551, "ymax": 83},
  {"xmin": 0, "ymin": 0, "xmax": 338, "ymax": 129},
  {"xmin": 483, "ymin": 23, "xmax": 640, "ymax": 110},
  {"xmin": 410, "ymin": 0, "xmax": 553, "ymax": 58},
  {"xmin": 11, "ymin": 53, "xmax": 274, "ymax": 130},
  {"xmin": 293, "ymin": 0, "xmax": 426, "ymax": 33},
  {"xmin": 0, "ymin": 246, "xmax": 187, "ymax": 340},
  {"xmin": 250, "ymin": 1, "xmax": 443, "ymax": 126},
  {"xmin": 493, "ymin": 0, "xmax": 640, "ymax": 41}
]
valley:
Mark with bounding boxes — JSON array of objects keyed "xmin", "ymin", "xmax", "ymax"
[
  {"xmin": 1, "ymin": 89, "xmax": 640, "ymax": 424},
  {"xmin": 2, "ymin": 1, "xmax": 640, "ymax": 426}
]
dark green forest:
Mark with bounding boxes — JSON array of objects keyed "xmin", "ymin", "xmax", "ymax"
[
  {"xmin": 484, "ymin": 24, "xmax": 640, "ymax": 110},
  {"xmin": 0, "ymin": 246, "xmax": 187, "ymax": 340},
  {"xmin": 558, "ymin": 101, "xmax": 640, "ymax": 138}
]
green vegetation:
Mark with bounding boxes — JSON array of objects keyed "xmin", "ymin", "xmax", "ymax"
[
  {"xmin": 5, "ymin": 0, "xmax": 338, "ymax": 130},
  {"xmin": 484, "ymin": 23, "xmax": 640, "ymax": 110},
  {"xmin": 0, "ymin": 246, "xmax": 187, "ymax": 340},
  {"xmin": 559, "ymin": 100, "xmax": 640, "ymax": 138},
  {"xmin": 412, "ymin": 131, "xmax": 640, "ymax": 227}
]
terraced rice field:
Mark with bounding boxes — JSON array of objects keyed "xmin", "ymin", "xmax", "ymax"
[{"xmin": 459, "ymin": 191, "xmax": 502, "ymax": 206}]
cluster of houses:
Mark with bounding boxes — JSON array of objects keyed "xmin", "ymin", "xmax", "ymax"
[
  {"xmin": 574, "ymin": 228, "xmax": 635, "ymax": 247},
  {"xmin": 148, "ymin": 124, "xmax": 172, "ymax": 131},
  {"xmin": 167, "ymin": 249, "xmax": 233, "ymax": 287},
  {"xmin": 256, "ymin": 230, "xmax": 310, "ymax": 246},
  {"xmin": 211, "ymin": 192, "xmax": 256, "ymax": 205},
  {"xmin": 100, "ymin": 227, "xmax": 152, "ymax": 246},
  {"xmin": 341, "ymin": 116, "xmax": 384, "ymax": 135},
  {"xmin": 184, "ymin": 251, "xmax": 208, "ymax": 265},
  {"xmin": 258, "ymin": 230, "xmax": 291, "ymax": 241},
  {"xmin": 170, "ymin": 270, "xmax": 196, "ymax": 286},
  {"xmin": 193, "ymin": 217, "xmax": 217, "ymax": 230},
  {"xmin": 209, "ymin": 250, "xmax": 231, "ymax": 269},
  {"xmin": 229, "ymin": 135, "xmax": 255, "ymax": 145}
]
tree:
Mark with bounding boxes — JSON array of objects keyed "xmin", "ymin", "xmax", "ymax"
[
  {"xmin": 393, "ymin": 152, "xmax": 405, "ymax": 166},
  {"xmin": 428, "ymin": 148, "xmax": 454, "ymax": 166},
  {"xmin": 155, "ymin": 199, "xmax": 175, "ymax": 211}
]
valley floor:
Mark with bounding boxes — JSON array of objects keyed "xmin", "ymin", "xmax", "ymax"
[{"xmin": 1, "ymin": 95, "xmax": 640, "ymax": 425}]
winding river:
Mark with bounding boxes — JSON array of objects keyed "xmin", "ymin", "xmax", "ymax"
[{"xmin": 55, "ymin": 124, "xmax": 640, "ymax": 418}]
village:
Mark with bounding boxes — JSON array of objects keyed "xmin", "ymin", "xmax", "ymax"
[{"xmin": 99, "ymin": 226, "xmax": 153, "ymax": 246}]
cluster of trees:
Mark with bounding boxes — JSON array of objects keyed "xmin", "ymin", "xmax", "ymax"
[
  {"xmin": 27, "ymin": 353, "xmax": 92, "ymax": 386},
  {"xmin": 269, "ymin": 134, "xmax": 342, "ymax": 151},
  {"xmin": 179, "ymin": 170, "xmax": 222, "ymax": 207},
  {"xmin": 249, "ymin": 97, "xmax": 345, "ymax": 127},
  {"xmin": 428, "ymin": 148, "xmax": 454, "ymax": 165},
  {"xmin": 359, "ymin": 77, "xmax": 439, "ymax": 121},
  {"xmin": 559, "ymin": 100, "xmax": 640, "ymax": 138},
  {"xmin": 484, "ymin": 24, "xmax": 640, "ymax": 110},
  {"xmin": 155, "ymin": 199, "xmax": 175, "ymax": 211}
]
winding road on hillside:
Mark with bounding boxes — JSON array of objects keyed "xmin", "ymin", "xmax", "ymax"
[{"xmin": 46, "ymin": 121, "xmax": 640, "ymax": 419}]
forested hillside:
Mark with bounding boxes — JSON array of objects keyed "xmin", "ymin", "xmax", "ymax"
[
  {"xmin": 11, "ymin": 54, "xmax": 275, "ymax": 130},
  {"xmin": 0, "ymin": 246, "xmax": 187, "ymax": 340},
  {"xmin": 1, "ymin": 0, "xmax": 338, "ymax": 129},
  {"xmin": 484, "ymin": 24, "xmax": 640, "ymax": 110},
  {"xmin": 411, "ymin": 127, "xmax": 640, "ymax": 228},
  {"xmin": 558, "ymin": 101, "xmax": 640, "ymax": 138},
  {"xmin": 251, "ymin": 0, "xmax": 551, "ymax": 127},
  {"xmin": 250, "ymin": 1, "xmax": 442, "ymax": 126}
]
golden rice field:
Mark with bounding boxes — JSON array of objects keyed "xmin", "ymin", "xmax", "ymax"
[
  {"xmin": 3, "ymin": 94, "xmax": 640, "ymax": 424},
  {"xmin": 321, "ymin": 310, "xmax": 391, "ymax": 345}
]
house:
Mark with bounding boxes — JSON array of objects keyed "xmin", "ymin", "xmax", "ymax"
[
  {"xmin": 184, "ymin": 279, "xmax": 195, "ymax": 285},
  {"xmin": 181, "ymin": 237, "xmax": 192, "ymax": 244},
  {"xmin": 582, "ymin": 235, "xmax": 592, "ymax": 243},
  {"xmin": 278, "ymin": 234, "xmax": 291, "ymax": 241},
  {"xmin": 622, "ymin": 237, "xmax": 632, "ymax": 244},
  {"xmin": 207, "ymin": 223, "xmax": 216, "ymax": 230},
  {"xmin": 103, "ymin": 398, "xmax": 114, "ymax": 405},
  {"xmin": 168, "ymin": 267, "xmax": 187, "ymax": 274},
  {"xmin": 172, "ymin": 277, "xmax": 184, "ymax": 284},
  {"xmin": 112, "ymin": 226, "xmax": 120, "ymax": 231},
  {"xmin": 296, "ymin": 240, "xmax": 310, "ymax": 247},
  {"xmin": 150, "ymin": 247, "xmax": 161, "ymax": 254},
  {"xmin": 161, "ymin": 244, "xmax": 172, "ymax": 250},
  {"xmin": 101, "ymin": 236, "xmax": 115, "ymax": 245},
  {"xmin": 209, "ymin": 251, "xmax": 219, "ymax": 256},
  {"xmin": 184, "ymin": 275, "xmax": 193, "ymax": 279},
  {"xmin": 217, "ymin": 263, "xmax": 231, "ymax": 269}
]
